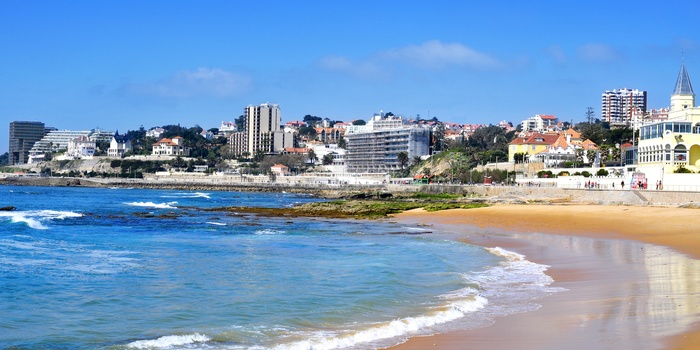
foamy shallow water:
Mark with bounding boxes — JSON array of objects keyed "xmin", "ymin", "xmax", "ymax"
[{"xmin": 0, "ymin": 185, "xmax": 563, "ymax": 350}]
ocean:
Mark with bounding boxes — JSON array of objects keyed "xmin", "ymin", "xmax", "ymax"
[{"xmin": 0, "ymin": 185, "xmax": 563, "ymax": 350}]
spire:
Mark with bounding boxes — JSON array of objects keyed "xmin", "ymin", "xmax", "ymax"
[{"xmin": 672, "ymin": 62, "xmax": 694, "ymax": 96}]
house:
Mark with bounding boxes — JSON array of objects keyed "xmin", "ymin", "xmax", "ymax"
[
  {"xmin": 508, "ymin": 132, "xmax": 561, "ymax": 162},
  {"xmin": 270, "ymin": 164, "xmax": 290, "ymax": 176},
  {"xmin": 66, "ymin": 135, "xmax": 96, "ymax": 159},
  {"xmin": 146, "ymin": 127, "xmax": 165, "ymax": 139},
  {"xmin": 152, "ymin": 136, "xmax": 190, "ymax": 156},
  {"xmin": 108, "ymin": 131, "xmax": 132, "ymax": 158}
]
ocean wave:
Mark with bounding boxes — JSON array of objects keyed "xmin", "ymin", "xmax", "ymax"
[
  {"xmin": 126, "ymin": 333, "xmax": 210, "ymax": 349},
  {"xmin": 0, "ymin": 210, "xmax": 83, "ymax": 230},
  {"xmin": 207, "ymin": 222, "xmax": 227, "ymax": 226},
  {"xmin": 485, "ymin": 246, "xmax": 525, "ymax": 261},
  {"xmin": 272, "ymin": 294, "xmax": 488, "ymax": 350},
  {"xmin": 124, "ymin": 201, "xmax": 178, "ymax": 209},
  {"xmin": 476, "ymin": 246, "xmax": 566, "ymax": 297},
  {"xmin": 161, "ymin": 192, "xmax": 211, "ymax": 199}
]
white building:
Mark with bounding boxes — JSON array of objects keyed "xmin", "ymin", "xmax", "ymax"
[
  {"xmin": 108, "ymin": 131, "xmax": 132, "ymax": 158},
  {"xmin": 66, "ymin": 135, "xmax": 96, "ymax": 159},
  {"xmin": 345, "ymin": 114, "xmax": 431, "ymax": 173},
  {"xmin": 146, "ymin": 127, "xmax": 165, "ymax": 139},
  {"xmin": 602, "ymin": 88, "xmax": 647, "ymax": 126},
  {"xmin": 521, "ymin": 114, "xmax": 557, "ymax": 132}
]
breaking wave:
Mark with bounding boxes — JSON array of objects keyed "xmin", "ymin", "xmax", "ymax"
[
  {"xmin": 124, "ymin": 201, "xmax": 178, "ymax": 209},
  {"xmin": 0, "ymin": 210, "xmax": 83, "ymax": 230}
]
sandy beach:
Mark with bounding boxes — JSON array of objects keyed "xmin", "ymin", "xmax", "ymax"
[{"xmin": 390, "ymin": 204, "xmax": 700, "ymax": 350}]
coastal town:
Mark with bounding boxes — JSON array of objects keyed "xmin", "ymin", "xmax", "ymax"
[
  {"xmin": 3, "ymin": 63, "xmax": 700, "ymax": 194},
  {"xmin": 5, "ymin": 3, "xmax": 700, "ymax": 350}
]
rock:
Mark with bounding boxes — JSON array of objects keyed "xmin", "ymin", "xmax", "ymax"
[{"xmin": 0, "ymin": 206, "xmax": 16, "ymax": 211}]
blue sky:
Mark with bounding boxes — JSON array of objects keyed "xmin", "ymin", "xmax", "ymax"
[{"xmin": 2, "ymin": 0, "xmax": 699, "ymax": 153}]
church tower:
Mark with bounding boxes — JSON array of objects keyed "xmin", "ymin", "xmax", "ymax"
[{"xmin": 670, "ymin": 62, "xmax": 695, "ymax": 112}]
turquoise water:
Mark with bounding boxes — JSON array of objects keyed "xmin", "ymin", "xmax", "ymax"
[{"xmin": 0, "ymin": 186, "xmax": 561, "ymax": 349}]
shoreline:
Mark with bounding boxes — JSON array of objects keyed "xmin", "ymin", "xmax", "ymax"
[{"xmin": 389, "ymin": 205, "xmax": 700, "ymax": 350}]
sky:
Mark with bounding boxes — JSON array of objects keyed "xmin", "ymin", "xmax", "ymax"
[{"xmin": 2, "ymin": 0, "xmax": 700, "ymax": 153}]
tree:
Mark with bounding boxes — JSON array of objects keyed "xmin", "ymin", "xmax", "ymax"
[
  {"xmin": 432, "ymin": 123, "xmax": 446, "ymax": 152},
  {"xmin": 352, "ymin": 119, "xmax": 366, "ymax": 126},
  {"xmin": 397, "ymin": 151, "xmax": 409, "ymax": 173},
  {"xmin": 303, "ymin": 114, "xmax": 323, "ymax": 127},
  {"xmin": 337, "ymin": 135, "xmax": 347, "ymax": 149},
  {"xmin": 307, "ymin": 149, "xmax": 317, "ymax": 164},
  {"xmin": 0, "ymin": 152, "xmax": 10, "ymax": 166},
  {"xmin": 232, "ymin": 115, "xmax": 246, "ymax": 131},
  {"xmin": 298, "ymin": 126, "xmax": 317, "ymax": 138},
  {"xmin": 586, "ymin": 107, "xmax": 596, "ymax": 123},
  {"xmin": 322, "ymin": 153, "xmax": 334, "ymax": 165},
  {"xmin": 411, "ymin": 156, "xmax": 422, "ymax": 169}
]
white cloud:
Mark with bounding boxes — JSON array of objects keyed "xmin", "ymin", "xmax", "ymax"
[
  {"xmin": 379, "ymin": 40, "xmax": 502, "ymax": 70},
  {"xmin": 577, "ymin": 43, "xmax": 623, "ymax": 62},
  {"xmin": 316, "ymin": 55, "xmax": 385, "ymax": 80},
  {"xmin": 545, "ymin": 45, "xmax": 567, "ymax": 64},
  {"xmin": 126, "ymin": 68, "xmax": 251, "ymax": 98},
  {"xmin": 317, "ymin": 40, "xmax": 505, "ymax": 81}
]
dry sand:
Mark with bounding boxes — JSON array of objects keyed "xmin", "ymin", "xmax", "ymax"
[{"xmin": 388, "ymin": 204, "xmax": 700, "ymax": 350}]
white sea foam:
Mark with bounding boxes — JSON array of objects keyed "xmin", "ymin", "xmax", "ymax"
[
  {"xmin": 254, "ymin": 229, "xmax": 285, "ymax": 235},
  {"xmin": 485, "ymin": 246, "xmax": 525, "ymax": 261},
  {"xmin": 272, "ymin": 295, "xmax": 488, "ymax": 350},
  {"xmin": 161, "ymin": 192, "xmax": 211, "ymax": 199},
  {"xmin": 124, "ymin": 201, "xmax": 178, "ymax": 209},
  {"xmin": 0, "ymin": 210, "xmax": 83, "ymax": 230},
  {"xmin": 126, "ymin": 332, "xmax": 210, "ymax": 349},
  {"xmin": 207, "ymin": 221, "xmax": 227, "ymax": 226},
  {"xmin": 271, "ymin": 246, "xmax": 564, "ymax": 350}
]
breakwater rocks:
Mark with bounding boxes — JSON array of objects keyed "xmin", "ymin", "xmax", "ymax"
[{"xmin": 201, "ymin": 200, "xmax": 489, "ymax": 219}]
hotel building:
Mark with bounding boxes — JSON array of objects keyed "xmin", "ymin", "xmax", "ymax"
[{"xmin": 345, "ymin": 114, "xmax": 431, "ymax": 173}]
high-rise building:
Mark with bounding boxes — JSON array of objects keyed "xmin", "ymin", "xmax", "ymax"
[
  {"xmin": 601, "ymin": 88, "xmax": 647, "ymax": 125},
  {"xmin": 9, "ymin": 121, "xmax": 46, "ymax": 165},
  {"xmin": 230, "ymin": 103, "xmax": 294, "ymax": 157}
]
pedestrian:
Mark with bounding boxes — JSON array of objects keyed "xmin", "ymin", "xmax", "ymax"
[{"xmin": 621, "ymin": 180, "xmax": 625, "ymax": 189}]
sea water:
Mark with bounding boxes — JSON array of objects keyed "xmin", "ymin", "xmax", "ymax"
[{"xmin": 0, "ymin": 185, "xmax": 563, "ymax": 349}]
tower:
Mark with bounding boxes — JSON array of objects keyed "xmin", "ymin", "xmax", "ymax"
[{"xmin": 670, "ymin": 62, "xmax": 695, "ymax": 112}]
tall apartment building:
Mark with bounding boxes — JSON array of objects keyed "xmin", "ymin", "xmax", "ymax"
[
  {"xmin": 345, "ymin": 115, "xmax": 431, "ymax": 173},
  {"xmin": 9, "ymin": 121, "xmax": 46, "ymax": 165},
  {"xmin": 230, "ymin": 103, "xmax": 294, "ymax": 157},
  {"xmin": 601, "ymin": 88, "xmax": 647, "ymax": 125}
]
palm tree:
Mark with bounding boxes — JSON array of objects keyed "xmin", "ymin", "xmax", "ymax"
[{"xmin": 397, "ymin": 151, "xmax": 409, "ymax": 174}]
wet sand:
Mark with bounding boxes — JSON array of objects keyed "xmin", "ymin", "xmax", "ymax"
[{"xmin": 389, "ymin": 205, "xmax": 700, "ymax": 350}]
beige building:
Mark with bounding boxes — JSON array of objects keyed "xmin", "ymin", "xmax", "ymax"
[
  {"xmin": 637, "ymin": 62, "xmax": 700, "ymax": 174},
  {"xmin": 230, "ymin": 103, "xmax": 295, "ymax": 158},
  {"xmin": 152, "ymin": 136, "xmax": 189, "ymax": 156}
]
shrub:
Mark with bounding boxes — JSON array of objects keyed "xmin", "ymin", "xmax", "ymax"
[
  {"xmin": 581, "ymin": 171, "xmax": 591, "ymax": 178},
  {"xmin": 675, "ymin": 164, "xmax": 694, "ymax": 173},
  {"xmin": 596, "ymin": 169, "xmax": 609, "ymax": 176}
]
